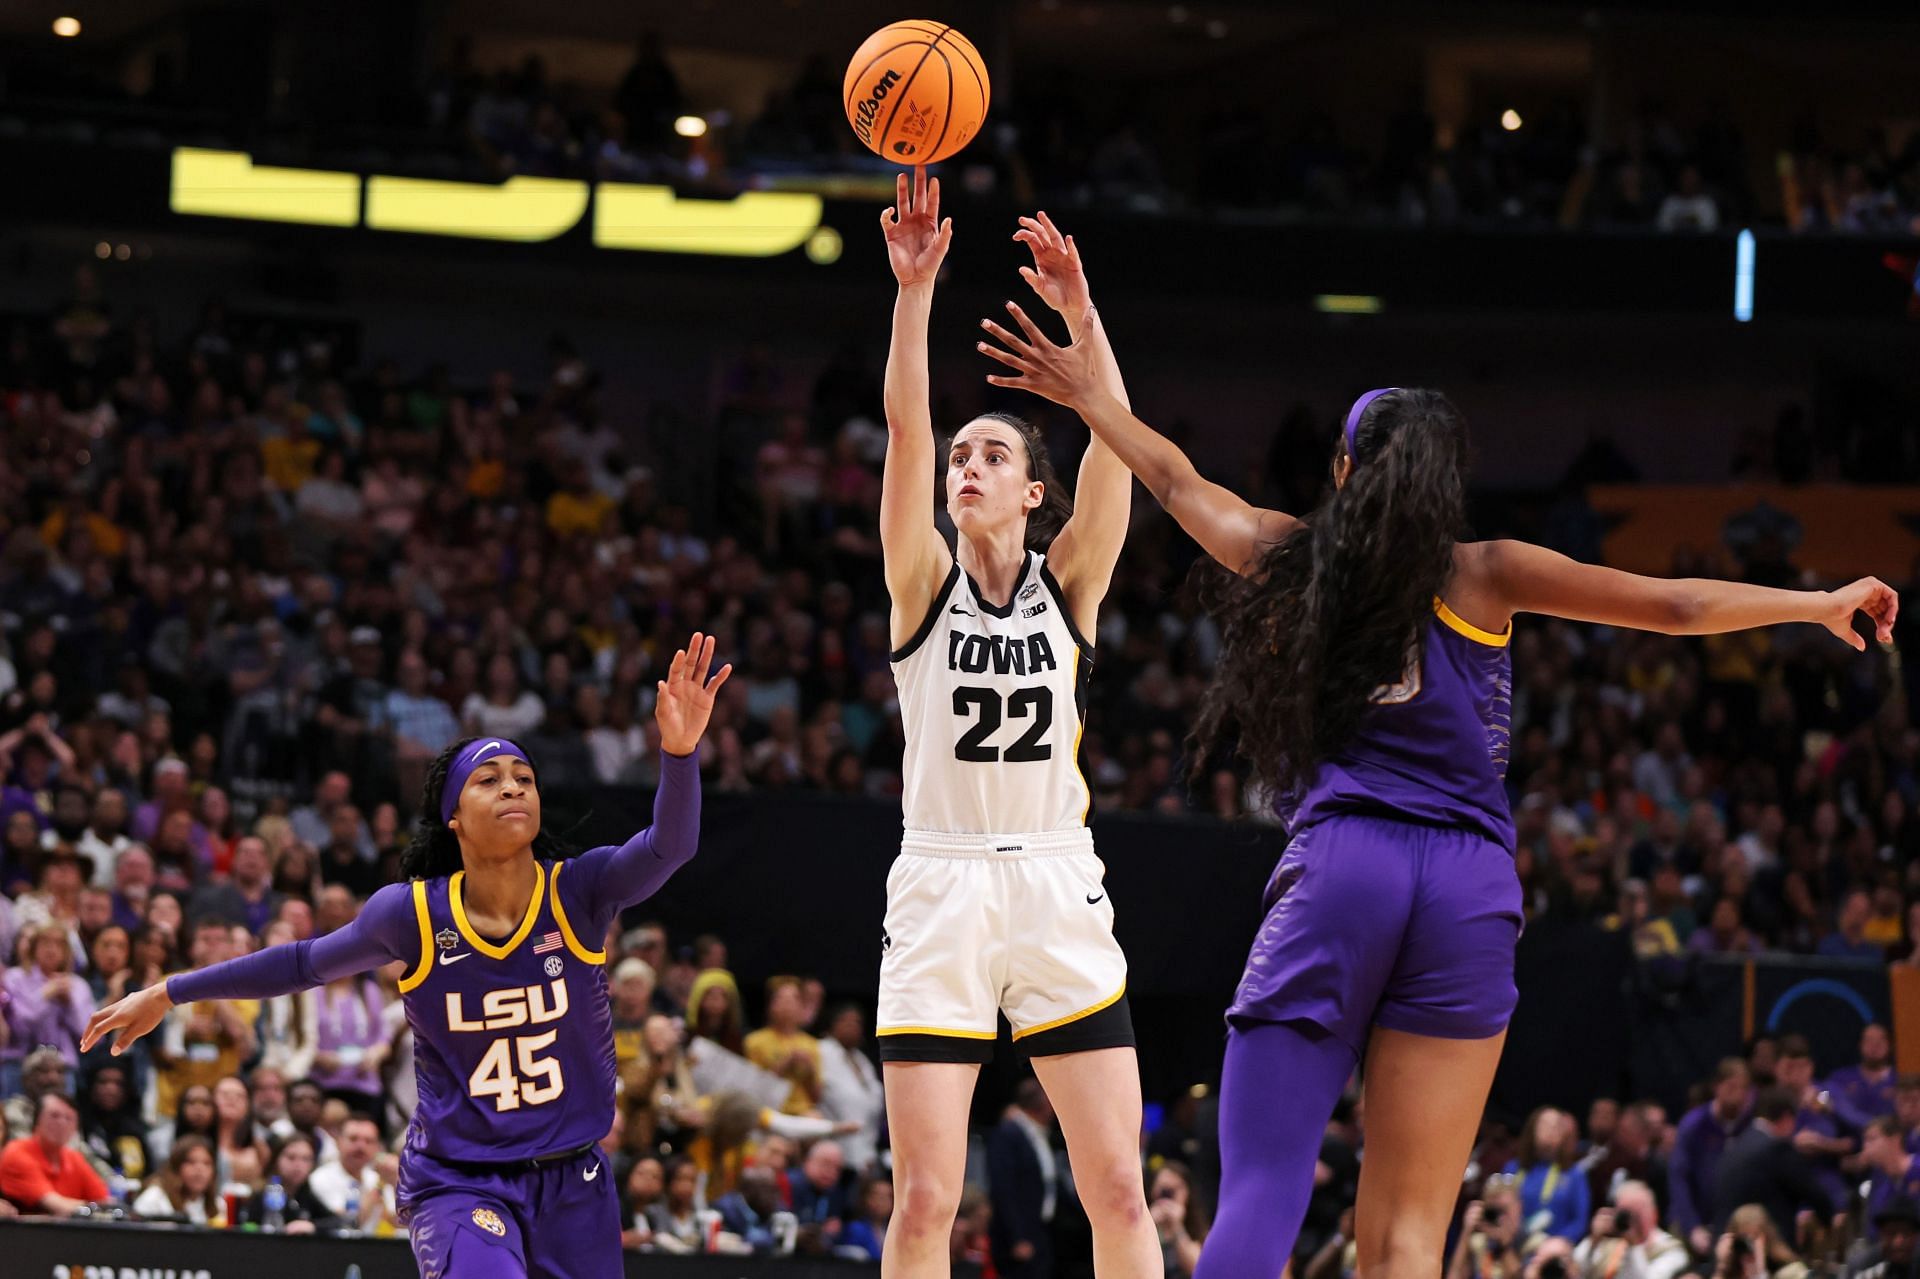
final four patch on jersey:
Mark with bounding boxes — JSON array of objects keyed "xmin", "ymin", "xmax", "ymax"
[
  {"xmin": 471, "ymin": 1207, "xmax": 507, "ymax": 1236},
  {"xmin": 1019, "ymin": 580, "xmax": 1041, "ymax": 601},
  {"xmin": 436, "ymin": 928, "xmax": 459, "ymax": 951},
  {"xmin": 544, "ymin": 955, "xmax": 564, "ymax": 977}
]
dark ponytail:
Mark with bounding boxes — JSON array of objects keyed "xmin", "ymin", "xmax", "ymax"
[
  {"xmin": 398, "ymin": 736, "xmax": 571, "ymax": 880},
  {"xmin": 964, "ymin": 411, "xmax": 1072, "ymax": 552},
  {"xmin": 1192, "ymin": 388, "xmax": 1469, "ymax": 799}
]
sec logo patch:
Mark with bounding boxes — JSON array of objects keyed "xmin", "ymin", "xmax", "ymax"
[
  {"xmin": 472, "ymin": 1207, "xmax": 507, "ymax": 1236},
  {"xmin": 544, "ymin": 955, "xmax": 564, "ymax": 978}
]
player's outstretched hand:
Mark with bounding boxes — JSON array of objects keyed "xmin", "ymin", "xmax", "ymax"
[
  {"xmin": 1820, "ymin": 577, "xmax": 1898, "ymax": 651},
  {"xmin": 656, "ymin": 631, "xmax": 733, "ymax": 757},
  {"xmin": 81, "ymin": 982, "xmax": 174, "ymax": 1058},
  {"xmin": 881, "ymin": 166, "xmax": 952, "ymax": 289},
  {"xmin": 978, "ymin": 301, "xmax": 1101, "ymax": 410},
  {"xmin": 1013, "ymin": 210, "xmax": 1090, "ymax": 323}
]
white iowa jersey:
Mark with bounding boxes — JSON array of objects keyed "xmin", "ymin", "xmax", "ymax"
[{"xmin": 891, "ymin": 550, "xmax": 1092, "ymax": 834}]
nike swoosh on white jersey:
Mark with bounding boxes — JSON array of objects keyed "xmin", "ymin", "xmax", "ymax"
[{"xmin": 438, "ymin": 951, "xmax": 472, "ymax": 966}]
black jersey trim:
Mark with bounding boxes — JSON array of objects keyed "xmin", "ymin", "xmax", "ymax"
[
  {"xmin": 1038, "ymin": 560, "xmax": 1094, "ymax": 652},
  {"xmin": 963, "ymin": 549, "xmax": 1033, "ymax": 620},
  {"xmin": 890, "ymin": 560, "xmax": 962, "ymax": 663}
]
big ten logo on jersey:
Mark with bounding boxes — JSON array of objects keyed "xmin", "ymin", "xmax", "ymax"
[
  {"xmin": 1018, "ymin": 579, "xmax": 1047, "ymax": 619},
  {"xmin": 448, "ymin": 978, "xmax": 571, "ymax": 1113}
]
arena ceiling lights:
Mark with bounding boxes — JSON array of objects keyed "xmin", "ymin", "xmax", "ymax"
[{"xmin": 167, "ymin": 147, "xmax": 826, "ymax": 258}]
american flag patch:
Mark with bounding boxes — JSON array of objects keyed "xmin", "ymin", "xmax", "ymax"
[{"xmin": 533, "ymin": 932, "xmax": 564, "ymax": 955}]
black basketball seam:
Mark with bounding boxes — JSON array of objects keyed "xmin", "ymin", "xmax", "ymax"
[
  {"xmin": 918, "ymin": 46, "xmax": 956, "ymax": 164},
  {"xmin": 949, "ymin": 31, "xmax": 989, "ymax": 126},
  {"xmin": 843, "ymin": 41, "xmax": 928, "ymax": 120},
  {"xmin": 876, "ymin": 23, "xmax": 951, "ymax": 161}
]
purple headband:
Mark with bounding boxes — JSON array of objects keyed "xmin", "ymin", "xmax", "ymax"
[
  {"xmin": 1343, "ymin": 388, "xmax": 1401, "ymax": 462},
  {"xmin": 442, "ymin": 738, "xmax": 531, "ymax": 825}
]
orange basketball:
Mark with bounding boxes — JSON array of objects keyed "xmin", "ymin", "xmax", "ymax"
[{"xmin": 843, "ymin": 20, "xmax": 990, "ymax": 166}]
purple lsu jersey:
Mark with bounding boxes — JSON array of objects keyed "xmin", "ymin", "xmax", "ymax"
[
  {"xmin": 1283, "ymin": 600, "xmax": 1514, "ymax": 847},
  {"xmin": 397, "ymin": 859, "xmax": 615, "ymax": 1163}
]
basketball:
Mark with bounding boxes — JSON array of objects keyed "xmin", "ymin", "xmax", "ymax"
[{"xmin": 843, "ymin": 20, "xmax": 990, "ymax": 165}]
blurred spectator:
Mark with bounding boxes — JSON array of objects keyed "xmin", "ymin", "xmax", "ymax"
[
  {"xmin": 646, "ymin": 1156, "xmax": 704, "ymax": 1253},
  {"xmin": 234, "ymin": 1131, "xmax": 335, "ymax": 1233},
  {"xmin": 0, "ymin": 1091, "xmax": 105, "ymax": 1215},
  {"xmin": 1672, "ymin": 1059, "xmax": 1756, "ymax": 1250},
  {"xmin": 1657, "ymin": 166, "xmax": 1721, "ymax": 232},
  {"xmin": 789, "ymin": 1138, "xmax": 850, "ymax": 1246},
  {"xmin": 841, "ymin": 1172, "xmax": 894, "ymax": 1261},
  {"xmin": 2, "ymin": 923, "xmax": 92, "ymax": 1089},
  {"xmin": 1511, "ymin": 1107, "xmax": 1591, "ymax": 1242},
  {"xmin": 1571, "ymin": 1179, "xmax": 1686, "ymax": 1279},
  {"xmin": 1712, "ymin": 1087, "xmax": 1832, "ymax": 1238},
  {"xmin": 131, "ymin": 1133, "xmax": 219, "ymax": 1224},
  {"xmin": 77, "ymin": 1062, "xmax": 148, "ymax": 1180},
  {"xmin": 817, "ymin": 1002, "xmax": 884, "ymax": 1174},
  {"xmin": 1829, "ymin": 1023, "xmax": 1897, "ymax": 1131},
  {"xmin": 989, "ymin": 1079, "xmax": 1058, "ymax": 1279},
  {"xmin": 715, "ymin": 1164, "xmax": 785, "ymax": 1254},
  {"xmin": 1715, "ymin": 1203, "xmax": 1810, "ymax": 1279},
  {"xmin": 308, "ymin": 1111, "xmax": 394, "ymax": 1232},
  {"xmin": 1446, "ymin": 1180, "xmax": 1525, "ymax": 1279},
  {"xmin": 1149, "ymin": 1160, "xmax": 1207, "ymax": 1278},
  {"xmin": 744, "ymin": 975, "xmax": 821, "ymax": 1115},
  {"xmin": 1850, "ymin": 1198, "xmax": 1920, "ymax": 1279},
  {"xmin": 610, "ymin": 957, "xmax": 656, "ymax": 1075},
  {"xmin": 619, "ymin": 1152, "xmax": 666, "ymax": 1252}
]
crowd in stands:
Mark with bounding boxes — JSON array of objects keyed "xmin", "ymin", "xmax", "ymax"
[
  {"xmin": 0, "ymin": 227, "xmax": 1918, "ymax": 1272},
  {"xmin": 426, "ymin": 41, "xmax": 1920, "ymax": 236},
  {"xmin": 6, "ymin": 24, "xmax": 1917, "ymax": 235}
]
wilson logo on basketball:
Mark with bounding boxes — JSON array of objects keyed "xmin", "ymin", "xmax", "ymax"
[{"xmin": 852, "ymin": 69, "xmax": 902, "ymax": 144}]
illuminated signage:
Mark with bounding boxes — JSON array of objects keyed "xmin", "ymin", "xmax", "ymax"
[{"xmin": 168, "ymin": 148, "xmax": 825, "ymax": 258}]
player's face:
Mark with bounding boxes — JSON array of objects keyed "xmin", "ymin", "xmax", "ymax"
[
  {"xmin": 946, "ymin": 420, "xmax": 1040, "ymax": 537},
  {"xmin": 451, "ymin": 755, "xmax": 542, "ymax": 854}
]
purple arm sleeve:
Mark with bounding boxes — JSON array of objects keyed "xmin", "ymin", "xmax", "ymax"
[
  {"xmin": 165, "ymin": 881, "xmax": 416, "ymax": 1005},
  {"xmin": 568, "ymin": 749, "xmax": 701, "ymax": 925}
]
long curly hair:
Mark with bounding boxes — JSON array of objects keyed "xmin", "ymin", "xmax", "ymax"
[
  {"xmin": 398, "ymin": 736, "xmax": 572, "ymax": 880},
  {"xmin": 950, "ymin": 411, "xmax": 1072, "ymax": 552},
  {"xmin": 1192, "ymin": 387, "xmax": 1469, "ymax": 800}
]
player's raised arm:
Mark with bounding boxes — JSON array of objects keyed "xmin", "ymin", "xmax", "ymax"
[
  {"xmin": 1475, "ymin": 539, "xmax": 1897, "ymax": 647},
  {"xmin": 1006, "ymin": 212, "xmax": 1131, "ymax": 630},
  {"xmin": 565, "ymin": 632, "xmax": 730, "ymax": 912},
  {"xmin": 880, "ymin": 166, "xmax": 957, "ymax": 643},
  {"xmin": 979, "ymin": 313, "xmax": 1299, "ymax": 576},
  {"xmin": 81, "ymin": 881, "xmax": 416, "ymax": 1058}
]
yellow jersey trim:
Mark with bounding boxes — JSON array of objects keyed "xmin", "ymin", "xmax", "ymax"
[
  {"xmin": 875, "ymin": 1025, "xmax": 998, "ymax": 1041},
  {"xmin": 397, "ymin": 879, "xmax": 435, "ymax": 993},
  {"xmin": 1011, "ymin": 985, "xmax": 1126, "ymax": 1040},
  {"xmin": 1434, "ymin": 598, "xmax": 1511, "ymax": 648},
  {"xmin": 548, "ymin": 862, "xmax": 606, "ymax": 964},
  {"xmin": 449, "ymin": 861, "xmax": 546, "ymax": 960}
]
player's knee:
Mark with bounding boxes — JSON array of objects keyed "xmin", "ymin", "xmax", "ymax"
[
  {"xmin": 1078, "ymin": 1160, "xmax": 1147, "ymax": 1231},
  {"xmin": 892, "ymin": 1172, "xmax": 962, "ymax": 1236}
]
